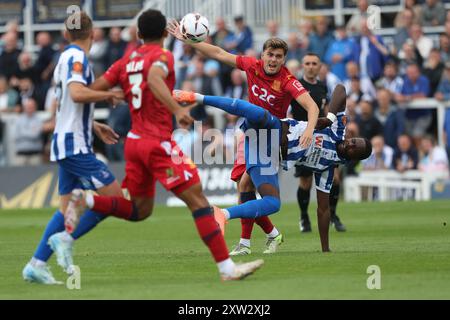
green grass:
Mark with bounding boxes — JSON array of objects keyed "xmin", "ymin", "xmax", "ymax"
[{"xmin": 1, "ymin": 201, "xmax": 450, "ymax": 299}]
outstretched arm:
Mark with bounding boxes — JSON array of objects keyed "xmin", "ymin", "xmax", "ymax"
[
  {"xmin": 315, "ymin": 84, "xmax": 347, "ymax": 130},
  {"xmin": 167, "ymin": 20, "xmax": 237, "ymax": 67}
]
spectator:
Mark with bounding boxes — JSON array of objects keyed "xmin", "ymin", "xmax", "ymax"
[
  {"xmin": 324, "ymin": 24, "xmax": 353, "ymax": 81},
  {"xmin": 444, "ymin": 110, "xmax": 450, "ymax": 162},
  {"xmin": 423, "ymin": 48, "xmax": 445, "ymax": 97},
  {"xmin": 394, "ymin": 134, "xmax": 418, "ymax": 173},
  {"xmin": 435, "ymin": 62, "xmax": 450, "ymax": 101},
  {"xmin": 420, "ymin": 0, "xmax": 446, "ymax": 27},
  {"xmin": 346, "ymin": 0, "xmax": 369, "ymax": 36},
  {"xmin": 439, "ymin": 33, "xmax": 450, "ymax": 63},
  {"xmin": 362, "ymin": 135, "xmax": 394, "ymax": 170},
  {"xmin": 398, "ymin": 40, "xmax": 423, "ymax": 76},
  {"xmin": 11, "ymin": 52, "xmax": 35, "ymax": 84},
  {"xmin": 34, "ymin": 32, "xmax": 56, "ymax": 88},
  {"xmin": 298, "ymin": 19, "xmax": 313, "ymax": 49},
  {"xmin": 0, "ymin": 76, "xmax": 20, "ymax": 113},
  {"xmin": 356, "ymin": 100, "xmax": 383, "ymax": 140},
  {"xmin": 224, "ymin": 69, "xmax": 247, "ymax": 100},
  {"xmin": 175, "ymin": 43, "xmax": 195, "ymax": 89},
  {"xmin": 408, "ymin": 23, "xmax": 433, "ymax": 60},
  {"xmin": 233, "ymin": 16, "xmax": 253, "ymax": 54},
  {"xmin": 105, "ymin": 102, "xmax": 131, "ymax": 162},
  {"xmin": 0, "ymin": 32, "xmax": 21, "ymax": 80},
  {"xmin": 123, "ymin": 25, "xmax": 141, "ymax": 58},
  {"xmin": 18, "ymin": 77, "xmax": 44, "ymax": 110},
  {"xmin": 286, "ymin": 32, "xmax": 306, "ymax": 62},
  {"xmin": 89, "ymin": 28, "xmax": 108, "ymax": 77},
  {"xmin": 376, "ymin": 60, "xmax": 404, "ymax": 96},
  {"xmin": 351, "ymin": 17, "xmax": 389, "ymax": 82},
  {"xmin": 266, "ymin": 20, "xmax": 279, "ymax": 38},
  {"xmin": 308, "ymin": 16, "xmax": 334, "ymax": 60},
  {"xmin": 318, "ymin": 63, "xmax": 341, "ymax": 98},
  {"xmin": 344, "ymin": 61, "xmax": 376, "ymax": 100},
  {"xmin": 396, "ymin": 63, "xmax": 431, "ymax": 145},
  {"xmin": 105, "ymin": 27, "xmax": 127, "ymax": 68},
  {"xmin": 393, "ymin": 9, "xmax": 415, "ymax": 55},
  {"xmin": 374, "ymin": 88, "xmax": 405, "ymax": 149},
  {"xmin": 286, "ymin": 59, "xmax": 302, "ymax": 79},
  {"xmin": 14, "ymin": 98, "xmax": 51, "ymax": 166},
  {"xmin": 394, "ymin": 0, "xmax": 421, "ymax": 28},
  {"xmin": 344, "ymin": 121, "xmax": 362, "ymax": 175},
  {"xmin": 418, "ymin": 135, "xmax": 449, "ymax": 173},
  {"xmin": 211, "ymin": 18, "xmax": 236, "ymax": 92}
]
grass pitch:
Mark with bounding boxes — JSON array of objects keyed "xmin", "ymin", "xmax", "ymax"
[{"xmin": 1, "ymin": 201, "xmax": 449, "ymax": 299}]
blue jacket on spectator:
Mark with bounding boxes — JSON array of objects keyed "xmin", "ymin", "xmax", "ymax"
[
  {"xmin": 437, "ymin": 77, "xmax": 450, "ymax": 100},
  {"xmin": 401, "ymin": 75, "xmax": 430, "ymax": 119},
  {"xmin": 324, "ymin": 37, "xmax": 353, "ymax": 80},
  {"xmin": 235, "ymin": 26, "xmax": 253, "ymax": 54},
  {"xmin": 351, "ymin": 35, "xmax": 388, "ymax": 80},
  {"xmin": 381, "ymin": 109, "xmax": 406, "ymax": 149},
  {"xmin": 308, "ymin": 32, "xmax": 334, "ymax": 60}
]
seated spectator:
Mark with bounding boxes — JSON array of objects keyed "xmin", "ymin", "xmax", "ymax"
[
  {"xmin": 356, "ymin": 100, "xmax": 383, "ymax": 141},
  {"xmin": 439, "ymin": 33, "xmax": 450, "ymax": 63},
  {"xmin": 344, "ymin": 61, "xmax": 376, "ymax": 101},
  {"xmin": 18, "ymin": 77, "xmax": 44, "ymax": 110},
  {"xmin": 423, "ymin": 48, "xmax": 445, "ymax": 97},
  {"xmin": 11, "ymin": 52, "xmax": 35, "ymax": 84},
  {"xmin": 362, "ymin": 135, "xmax": 394, "ymax": 170},
  {"xmin": 394, "ymin": 134, "xmax": 418, "ymax": 173},
  {"xmin": 374, "ymin": 88, "xmax": 405, "ymax": 148},
  {"xmin": 420, "ymin": 0, "xmax": 446, "ymax": 27},
  {"xmin": 0, "ymin": 76, "xmax": 20, "ymax": 113},
  {"xmin": 224, "ymin": 69, "xmax": 247, "ymax": 100},
  {"xmin": 398, "ymin": 40, "xmax": 423, "ymax": 76},
  {"xmin": 376, "ymin": 60, "xmax": 404, "ymax": 96},
  {"xmin": 435, "ymin": 62, "xmax": 450, "ymax": 101},
  {"xmin": 418, "ymin": 135, "xmax": 449, "ymax": 173},
  {"xmin": 396, "ymin": 63, "xmax": 431, "ymax": 145},
  {"xmin": 14, "ymin": 98, "xmax": 52, "ymax": 166}
]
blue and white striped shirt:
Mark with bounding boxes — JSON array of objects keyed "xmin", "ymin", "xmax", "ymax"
[{"xmin": 50, "ymin": 44, "xmax": 94, "ymax": 161}]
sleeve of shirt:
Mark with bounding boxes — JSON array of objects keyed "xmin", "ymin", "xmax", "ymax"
[
  {"xmin": 285, "ymin": 78, "xmax": 307, "ymax": 100},
  {"xmin": 330, "ymin": 112, "xmax": 347, "ymax": 141},
  {"xmin": 314, "ymin": 166, "xmax": 335, "ymax": 193},
  {"xmin": 236, "ymin": 55, "xmax": 257, "ymax": 72},
  {"xmin": 67, "ymin": 51, "xmax": 88, "ymax": 86},
  {"xmin": 103, "ymin": 58, "xmax": 123, "ymax": 87},
  {"xmin": 152, "ymin": 51, "xmax": 174, "ymax": 77}
]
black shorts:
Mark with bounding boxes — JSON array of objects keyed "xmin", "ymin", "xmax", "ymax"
[{"xmin": 294, "ymin": 165, "xmax": 313, "ymax": 178}]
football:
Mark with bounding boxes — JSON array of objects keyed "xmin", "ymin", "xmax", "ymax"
[{"xmin": 179, "ymin": 13, "xmax": 209, "ymax": 43}]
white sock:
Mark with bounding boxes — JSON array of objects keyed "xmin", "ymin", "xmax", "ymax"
[
  {"xmin": 31, "ymin": 257, "xmax": 47, "ymax": 267},
  {"xmin": 267, "ymin": 227, "xmax": 279, "ymax": 238},
  {"xmin": 85, "ymin": 193, "xmax": 94, "ymax": 209},
  {"xmin": 239, "ymin": 238, "xmax": 251, "ymax": 248},
  {"xmin": 61, "ymin": 231, "xmax": 74, "ymax": 243},
  {"xmin": 217, "ymin": 258, "xmax": 235, "ymax": 275},
  {"xmin": 194, "ymin": 93, "xmax": 205, "ymax": 103},
  {"xmin": 222, "ymin": 209, "xmax": 230, "ymax": 220}
]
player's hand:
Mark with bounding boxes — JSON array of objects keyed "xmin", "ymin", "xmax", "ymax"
[
  {"xmin": 299, "ymin": 128, "xmax": 313, "ymax": 148},
  {"xmin": 315, "ymin": 118, "xmax": 333, "ymax": 130},
  {"xmin": 93, "ymin": 122, "xmax": 119, "ymax": 145},
  {"xmin": 107, "ymin": 89, "xmax": 125, "ymax": 108},
  {"xmin": 175, "ymin": 107, "xmax": 194, "ymax": 129},
  {"xmin": 167, "ymin": 20, "xmax": 185, "ymax": 42}
]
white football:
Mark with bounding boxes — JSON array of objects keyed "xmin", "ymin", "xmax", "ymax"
[{"xmin": 179, "ymin": 13, "xmax": 209, "ymax": 43}]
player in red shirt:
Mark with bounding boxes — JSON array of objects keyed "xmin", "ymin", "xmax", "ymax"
[
  {"xmin": 62, "ymin": 9, "xmax": 263, "ymax": 281},
  {"xmin": 168, "ymin": 24, "xmax": 319, "ymax": 255}
]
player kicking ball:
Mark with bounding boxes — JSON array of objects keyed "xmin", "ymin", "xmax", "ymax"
[{"xmin": 173, "ymin": 84, "xmax": 372, "ymax": 252}]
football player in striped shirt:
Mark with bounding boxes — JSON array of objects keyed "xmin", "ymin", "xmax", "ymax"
[{"xmin": 173, "ymin": 84, "xmax": 371, "ymax": 252}]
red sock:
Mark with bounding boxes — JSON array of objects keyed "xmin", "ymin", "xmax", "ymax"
[
  {"xmin": 193, "ymin": 207, "xmax": 229, "ymax": 263},
  {"xmin": 255, "ymin": 216, "xmax": 274, "ymax": 234},
  {"xmin": 92, "ymin": 196, "xmax": 138, "ymax": 221},
  {"xmin": 241, "ymin": 218, "xmax": 255, "ymax": 239}
]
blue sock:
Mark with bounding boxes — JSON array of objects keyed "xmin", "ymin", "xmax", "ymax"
[
  {"xmin": 33, "ymin": 211, "xmax": 65, "ymax": 262},
  {"xmin": 227, "ymin": 196, "xmax": 281, "ymax": 219},
  {"xmin": 71, "ymin": 210, "xmax": 107, "ymax": 240}
]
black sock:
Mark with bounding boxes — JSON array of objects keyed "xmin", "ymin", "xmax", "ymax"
[
  {"xmin": 329, "ymin": 183, "xmax": 340, "ymax": 218},
  {"xmin": 297, "ymin": 187, "xmax": 310, "ymax": 220}
]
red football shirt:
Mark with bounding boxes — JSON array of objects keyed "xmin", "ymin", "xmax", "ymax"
[
  {"xmin": 236, "ymin": 56, "xmax": 307, "ymax": 118},
  {"xmin": 103, "ymin": 43, "xmax": 175, "ymax": 140}
]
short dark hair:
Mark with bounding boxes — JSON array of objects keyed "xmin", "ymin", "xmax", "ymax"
[
  {"xmin": 262, "ymin": 38, "xmax": 288, "ymax": 55},
  {"xmin": 65, "ymin": 11, "xmax": 92, "ymax": 41},
  {"xmin": 138, "ymin": 9, "xmax": 167, "ymax": 41},
  {"xmin": 361, "ymin": 138, "xmax": 373, "ymax": 160},
  {"xmin": 303, "ymin": 52, "xmax": 321, "ymax": 61}
]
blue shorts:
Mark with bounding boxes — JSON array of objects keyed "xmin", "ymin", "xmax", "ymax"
[{"xmin": 57, "ymin": 153, "xmax": 116, "ymax": 195}]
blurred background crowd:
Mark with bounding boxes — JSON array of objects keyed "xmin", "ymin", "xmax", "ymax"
[{"xmin": 0, "ymin": 0, "xmax": 449, "ymax": 177}]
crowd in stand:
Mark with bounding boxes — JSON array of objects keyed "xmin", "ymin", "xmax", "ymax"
[{"xmin": 0, "ymin": 0, "xmax": 449, "ymax": 176}]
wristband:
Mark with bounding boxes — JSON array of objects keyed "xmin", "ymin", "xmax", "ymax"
[{"xmin": 326, "ymin": 113, "xmax": 337, "ymax": 123}]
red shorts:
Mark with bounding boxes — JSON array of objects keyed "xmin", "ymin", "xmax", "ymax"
[
  {"xmin": 230, "ymin": 134, "xmax": 246, "ymax": 182},
  {"xmin": 122, "ymin": 137, "xmax": 200, "ymax": 198}
]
